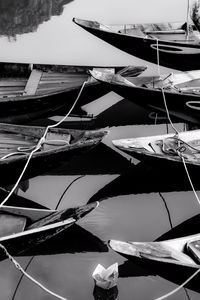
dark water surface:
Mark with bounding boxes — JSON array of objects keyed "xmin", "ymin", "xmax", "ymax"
[{"xmin": 0, "ymin": 1, "xmax": 200, "ymax": 299}]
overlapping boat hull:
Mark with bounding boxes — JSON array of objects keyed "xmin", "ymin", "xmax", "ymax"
[{"xmin": 73, "ymin": 18, "xmax": 200, "ymax": 71}]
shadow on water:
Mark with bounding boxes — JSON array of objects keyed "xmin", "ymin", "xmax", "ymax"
[
  {"xmin": 88, "ymin": 160, "xmax": 200, "ymax": 203},
  {"xmin": 0, "ymin": 0, "xmax": 73, "ymax": 39},
  {"xmin": 29, "ymin": 99, "xmax": 173, "ymax": 130},
  {"xmin": 45, "ymin": 143, "xmax": 132, "ymax": 176},
  {"xmin": 117, "ymin": 213, "xmax": 200, "ymax": 293},
  {"xmin": 0, "ymin": 186, "xmax": 46, "ymax": 208},
  {"xmin": 0, "ymin": 188, "xmax": 108, "ymax": 257},
  {"xmin": 93, "ymin": 285, "xmax": 118, "ymax": 300},
  {"xmin": 2, "ymin": 141, "xmax": 130, "ymax": 187},
  {"xmin": 89, "ymin": 99, "xmax": 185, "ymax": 128},
  {"xmin": 19, "ymin": 224, "xmax": 108, "ymax": 257}
]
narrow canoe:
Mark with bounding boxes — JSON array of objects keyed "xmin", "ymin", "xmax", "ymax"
[
  {"xmin": 90, "ymin": 69, "xmax": 200, "ymax": 125},
  {"xmin": 112, "ymin": 128, "xmax": 200, "ymax": 172},
  {"xmin": 73, "ymin": 17, "xmax": 200, "ymax": 71},
  {"xmin": 0, "ymin": 123, "xmax": 108, "ymax": 185},
  {"xmin": 109, "ymin": 232, "xmax": 200, "ymax": 270},
  {"xmin": 0, "ymin": 198, "xmax": 98, "ymax": 259},
  {"xmin": 0, "ymin": 62, "xmax": 146, "ymax": 124}
]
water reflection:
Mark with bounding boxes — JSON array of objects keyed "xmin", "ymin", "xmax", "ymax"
[
  {"xmin": 45, "ymin": 143, "xmax": 132, "ymax": 176},
  {"xmin": 88, "ymin": 161, "xmax": 200, "ymax": 203},
  {"xmin": 0, "ymin": 0, "xmax": 73, "ymax": 39},
  {"xmin": 93, "ymin": 285, "xmax": 118, "ymax": 300},
  {"xmin": 20, "ymin": 224, "xmax": 108, "ymax": 256}
]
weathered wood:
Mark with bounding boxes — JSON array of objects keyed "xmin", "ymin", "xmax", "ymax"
[{"xmin": 23, "ymin": 69, "xmax": 43, "ymax": 95}]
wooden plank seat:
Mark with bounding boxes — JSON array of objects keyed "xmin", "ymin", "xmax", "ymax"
[{"xmin": 23, "ymin": 69, "xmax": 43, "ymax": 96}]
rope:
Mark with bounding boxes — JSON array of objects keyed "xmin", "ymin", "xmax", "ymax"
[
  {"xmin": 0, "ymin": 139, "xmax": 70, "ymax": 160},
  {"xmin": 160, "ymin": 87, "xmax": 179, "ymax": 134},
  {"xmin": 11, "ymin": 163, "xmax": 85, "ymax": 300},
  {"xmin": 155, "ymin": 113, "xmax": 158, "ymax": 125},
  {"xmin": 12, "ymin": 257, "xmax": 35, "ymax": 300},
  {"xmin": 154, "ymin": 25, "xmax": 200, "ymax": 300},
  {"xmin": 0, "ymin": 244, "xmax": 68, "ymax": 300},
  {"xmin": 154, "ymin": 268, "xmax": 200, "ymax": 300},
  {"xmin": 181, "ymin": 155, "xmax": 200, "ymax": 205},
  {"xmin": 155, "ymin": 37, "xmax": 178, "ymax": 134},
  {"xmin": 156, "ymin": 38, "xmax": 161, "ymax": 78},
  {"xmin": 0, "ymin": 80, "xmax": 87, "ymax": 208}
]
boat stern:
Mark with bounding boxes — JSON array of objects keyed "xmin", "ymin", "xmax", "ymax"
[
  {"xmin": 90, "ymin": 70, "xmax": 135, "ymax": 87},
  {"xmin": 84, "ymin": 129, "xmax": 109, "ymax": 141}
]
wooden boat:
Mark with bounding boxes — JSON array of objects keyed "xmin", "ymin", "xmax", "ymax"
[
  {"xmin": 0, "ymin": 198, "xmax": 98, "ymax": 259},
  {"xmin": 0, "ymin": 123, "xmax": 107, "ymax": 185},
  {"xmin": 73, "ymin": 16, "xmax": 200, "ymax": 71},
  {"xmin": 109, "ymin": 233, "xmax": 200, "ymax": 270},
  {"xmin": 112, "ymin": 129, "xmax": 200, "ymax": 171},
  {"xmin": 0, "ymin": 62, "xmax": 146, "ymax": 124},
  {"xmin": 90, "ymin": 69, "xmax": 200, "ymax": 125}
]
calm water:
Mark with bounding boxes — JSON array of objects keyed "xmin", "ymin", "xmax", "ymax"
[{"xmin": 0, "ymin": 1, "xmax": 200, "ymax": 299}]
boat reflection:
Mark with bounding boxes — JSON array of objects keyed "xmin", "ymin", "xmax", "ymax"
[
  {"xmin": 84, "ymin": 98, "xmax": 180, "ymax": 128},
  {"xmin": 18, "ymin": 223, "xmax": 108, "ymax": 257},
  {"xmin": 0, "ymin": 0, "xmax": 73, "ymax": 39},
  {"xmin": 88, "ymin": 160, "xmax": 200, "ymax": 202},
  {"xmin": 45, "ymin": 143, "xmax": 132, "ymax": 176},
  {"xmin": 93, "ymin": 285, "xmax": 118, "ymax": 300}
]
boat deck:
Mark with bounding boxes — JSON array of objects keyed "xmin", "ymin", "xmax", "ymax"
[{"xmin": 0, "ymin": 70, "xmax": 88, "ymax": 98}]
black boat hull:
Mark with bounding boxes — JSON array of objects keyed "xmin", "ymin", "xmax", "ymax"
[
  {"xmin": 0, "ymin": 62, "xmax": 141, "ymax": 124},
  {"xmin": 73, "ymin": 19, "xmax": 200, "ymax": 71},
  {"xmin": 101, "ymin": 82, "xmax": 200, "ymax": 125}
]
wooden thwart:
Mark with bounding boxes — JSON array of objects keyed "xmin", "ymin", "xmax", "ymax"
[{"xmin": 23, "ymin": 69, "xmax": 43, "ymax": 95}]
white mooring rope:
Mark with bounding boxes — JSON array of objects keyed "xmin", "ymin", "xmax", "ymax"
[
  {"xmin": 0, "ymin": 244, "xmax": 68, "ymax": 300},
  {"xmin": 153, "ymin": 36, "xmax": 200, "ymax": 300},
  {"xmin": 0, "ymin": 80, "xmax": 87, "ymax": 208},
  {"xmin": 0, "ymin": 80, "xmax": 87, "ymax": 300}
]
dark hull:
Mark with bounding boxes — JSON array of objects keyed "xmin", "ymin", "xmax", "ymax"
[
  {"xmin": 0, "ymin": 124, "xmax": 107, "ymax": 186},
  {"xmin": 0, "ymin": 202, "xmax": 97, "ymax": 260},
  {"xmin": 119, "ymin": 148, "xmax": 200, "ymax": 175},
  {"xmin": 104, "ymin": 82, "xmax": 200, "ymax": 125},
  {"xmin": 73, "ymin": 21, "xmax": 200, "ymax": 71},
  {"xmin": 1, "ymin": 137, "xmax": 102, "ymax": 186},
  {"xmin": 0, "ymin": 62, "xmax": 132, "ymax": 124}
]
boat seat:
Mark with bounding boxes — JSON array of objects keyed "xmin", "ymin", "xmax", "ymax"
[
  {"xmin": 23, "ymin": 69, "xmax": 43, "ymax": 95},
  {"xmin": 119, "ymin": 28, "xmax": 146, "ymax": 37},
  {"xmin": 42, "ymin": 132, "xmax": 71, "ymax": 150},
  {"xmin": 0, "ymin": 213, "xmax": 27, "ymax": 238}
]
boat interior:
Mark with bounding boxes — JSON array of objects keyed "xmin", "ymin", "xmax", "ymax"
[
  {"xmin": 0, "ymin": 66, "xmax": 89, "ymax": 99},
  {"xmin": 0, "ymin": 123, "xmax": 81, "ymax": 160},
  {"xmin": 0, "ymin": 130, "xmax": 72, "ymax": 159},
  {"xmin": 113, "ymin": 130, "xmax": 200, "ymax": 161},
  {"xmin": 110, "ymin": 234, "xmax": 200, "ymax": 267},
  {"xmin": 115, "ymin": 22, "xmax": 200, "ymax": 43},
  {"xmin": 106, "ymin": 69, "xmax": 200, "ymax": 94}
]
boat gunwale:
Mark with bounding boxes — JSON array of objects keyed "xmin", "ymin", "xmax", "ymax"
[
  {"xmin": 109, "ymin": 234, "xmax": 200, "ymax": 269},
  {"xmin": 74, "ymin": 18, "xmax": 200, "ymax": 49}
]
